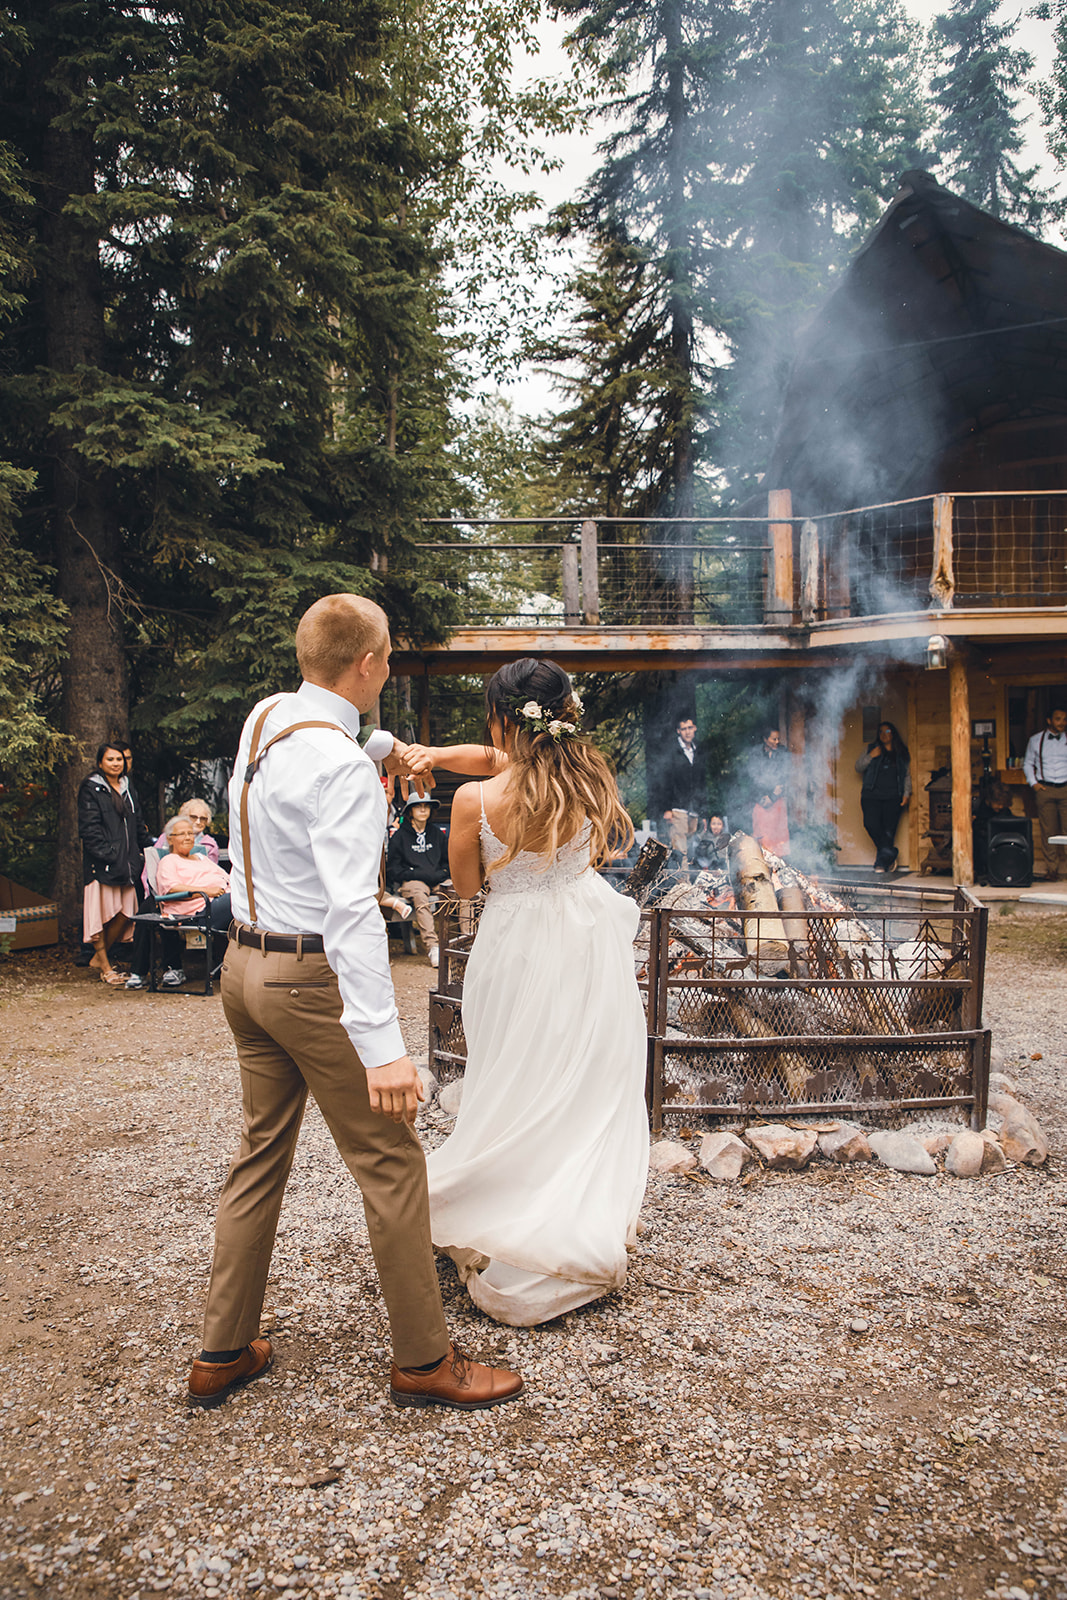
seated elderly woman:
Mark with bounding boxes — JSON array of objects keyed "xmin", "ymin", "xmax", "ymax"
[
  {"xmin": 153, "ymin": 797, "xmax": 219, "ymax": 863},
  {"xmin": 153, "ymin": 814, "xmax": 232, "ymax": 989}
]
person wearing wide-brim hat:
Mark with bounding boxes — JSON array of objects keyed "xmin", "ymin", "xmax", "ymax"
[{"xmin": 386, "ymin": 793, "xmax": 450, "ymax": 967}]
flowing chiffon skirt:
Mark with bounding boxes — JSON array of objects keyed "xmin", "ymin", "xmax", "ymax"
[{"xmin": 426, "ymin": 868, "xmax": 649, "ymax": 1326}]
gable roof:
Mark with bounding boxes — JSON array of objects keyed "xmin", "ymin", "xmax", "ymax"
[{"xmin": 763, "ymin": 170, "xmax": 1067, "ymax": 512}]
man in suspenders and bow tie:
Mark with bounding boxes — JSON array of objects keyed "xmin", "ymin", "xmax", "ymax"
[{"xmin": 187, "ymin": 594, "xmax": 522, "ymax": 1412}]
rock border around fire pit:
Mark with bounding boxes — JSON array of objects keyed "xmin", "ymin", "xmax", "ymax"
[{"xmin": 648, "ymin": 1058, "xmax": 1051, "ymax": 1182}]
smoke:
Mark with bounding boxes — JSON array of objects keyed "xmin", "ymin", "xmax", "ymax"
[{"xmin": 632, "ymin": 658, "xmax": 898, "ymax": 859}]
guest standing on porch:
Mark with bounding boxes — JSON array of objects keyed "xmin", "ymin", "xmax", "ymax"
[
  {"xmin": 1023, "ymin": 706, "xmax": 1067, "ymax": 881},
  {"xmin": 661, "ymin": 716, "xmax": 706, "ymax": 863},
  {"xmin": 855, "ymin": 721, "xmax": 911, "ymax": 872}
]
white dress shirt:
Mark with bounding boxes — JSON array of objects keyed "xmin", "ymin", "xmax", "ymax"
[
  {"xmin": 1024, "ymin": 729, "xmax": 1067, "ymax": 787},
  {"xmin": 227, "ymin": 682, "xmax": 403, "ymax": 1070}
]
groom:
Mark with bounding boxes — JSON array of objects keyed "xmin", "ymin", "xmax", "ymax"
[{"xmin": 187, "ymin": 593, "xmax": 523, "ymax": 1411}]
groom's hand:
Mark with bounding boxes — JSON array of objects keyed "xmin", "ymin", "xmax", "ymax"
[
  {"xmin": 367, "ymin": 1056, "xmax": 425, "ymax": 1123},
  {"xmin": 384, "ymin": 740, "xmax": 435, "ymax": 802}
]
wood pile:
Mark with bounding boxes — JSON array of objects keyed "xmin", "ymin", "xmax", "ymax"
[{"xmin": 625, "ymin": 833, "xmax": 964, "ymax": 1099}]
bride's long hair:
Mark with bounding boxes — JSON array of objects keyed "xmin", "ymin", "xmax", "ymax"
[{"xmin": 484, "ymin": 658, "xmax": 634, "ymax": 873}]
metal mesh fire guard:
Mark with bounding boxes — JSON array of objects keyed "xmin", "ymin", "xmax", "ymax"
[{"xmin": 427, "ymin": 885, "xmax": 990, "ymax": 1133}]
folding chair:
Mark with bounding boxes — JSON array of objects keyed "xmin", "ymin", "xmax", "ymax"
[{"xmin": 129, "ymin": 847, "xmax": 216, "ymax": 995}]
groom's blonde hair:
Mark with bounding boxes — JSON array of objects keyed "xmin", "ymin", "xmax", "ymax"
[{"xmin": 296, "ymin": 595, "xmax": 388, "ymax": 683}]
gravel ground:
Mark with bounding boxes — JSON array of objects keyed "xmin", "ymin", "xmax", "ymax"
[{"xmin": 1, "ymin": 908, "xmax": 1065, "ymax": 1600}]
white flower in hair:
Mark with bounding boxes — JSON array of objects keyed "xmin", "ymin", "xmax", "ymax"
[
  {"xmin": 521, "ymin": 700, "xmax": 543, "ymax": 719},
  {"xmin": 559, "ymin": 721, "xmax": 576, "ymax": 734},
  {"xmin": 571, "ymin": 693, "xmax": 583, "ymax": 715},
  {"xmin": 548, "ymin": 720, "xmax": 562, "ymax": 736}
]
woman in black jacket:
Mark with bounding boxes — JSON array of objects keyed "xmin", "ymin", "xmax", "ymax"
[
  {"xmin": 386, "ymin": 795, "xmax": 451, "ymax": 967},
  {"xmin": 78, "ymin": 743, "xmax": 151, "ymax": 983},
  {"xmin": 855, "ymin": 721, "xmax": 912, "ymax": 872}
]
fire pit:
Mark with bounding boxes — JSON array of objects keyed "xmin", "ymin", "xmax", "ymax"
[{"xmin": 427, "ymin": 852, "xmax": 990, "ymax": 1134}]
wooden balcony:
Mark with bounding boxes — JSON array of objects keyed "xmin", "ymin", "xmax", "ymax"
[{"xmin": 390, "ymin": 493, "xmax": 1067, "ymax": 673}]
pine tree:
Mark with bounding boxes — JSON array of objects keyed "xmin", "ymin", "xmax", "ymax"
[
  {"xmin": 536, "ymin": 225, "xmax": 687, "ymax": 519},
  {"xmin": 552, "ymin": 0, "xmax": 741, "ymax": 526},
  {"xmin": 931, "ymin": 0, "xmax": 1054, "ymax": 227},
  {"xmin": 718, "ymin": 0, "xmax": 931, "ymax": 496},
  {"xmin": 545, "ymin": 0, "xmax": 931, "ymax": 512},
  {"xmin": 0, "ymin": 0, "xmax": 464, "ymax": 916}
]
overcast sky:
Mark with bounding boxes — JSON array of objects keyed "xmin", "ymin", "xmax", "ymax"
[{"xmin": 488, "ymin": 0, "xmax": 1059, "ymax": 418}]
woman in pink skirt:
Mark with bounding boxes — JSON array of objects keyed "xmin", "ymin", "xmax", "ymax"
[{"xmin": 77, "ymin": 744, "xmax": 150, "ymax": 984}]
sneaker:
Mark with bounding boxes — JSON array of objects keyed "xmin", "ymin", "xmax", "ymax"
[
  {"xmin": 125, "ymin": 973, "xmax": 148, "ymax": 990},
  {"xmin": 428, "ymin": 946, "xmax": 439, "ymax": 969},
  {"xmin": 160, "ymin": 967, "xmax": 186, "ymax": 988}
]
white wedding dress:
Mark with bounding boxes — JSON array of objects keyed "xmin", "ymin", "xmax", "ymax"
[{"xmin": 425, "ymin": 789, "xmax": 649, "ymax": 1326}]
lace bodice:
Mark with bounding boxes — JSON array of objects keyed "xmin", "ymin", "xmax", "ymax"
[{"xmin": 478, "ymin": 787, "xmax": 591, "ymax": 896}]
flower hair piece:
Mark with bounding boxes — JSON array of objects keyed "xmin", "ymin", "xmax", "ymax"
[{"xmin": 513, "ymin": 697, "xmax": 582, "ymax": 743}]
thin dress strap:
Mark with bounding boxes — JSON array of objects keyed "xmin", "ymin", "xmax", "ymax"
[{"xmin": 479, "ymin": 782, "xmax": 487, "ymax": 823}]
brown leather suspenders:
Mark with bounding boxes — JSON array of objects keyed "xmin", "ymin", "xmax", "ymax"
[{"xmin": 239, "ymin": 711, "xmax": 361, "ymax": 926}]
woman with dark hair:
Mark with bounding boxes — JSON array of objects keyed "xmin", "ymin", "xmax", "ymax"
[
  {"xmin": 77, "ymin": 742, "xmax": 151, "ymax": 983},
  {"xmin": 420, "ymin": 658, "xmax": 649, "ymax": 1326},
  {"xmin": 855, "ymin": 720, "xmax": 912, "ymax": 871}
]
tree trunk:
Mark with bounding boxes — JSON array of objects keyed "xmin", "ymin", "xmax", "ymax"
[
  {"xmin": 663, "ymin": 0, "xmax": 695, "ymax": 623},
  {"xmin": 36, "ymin": 40, "xmax": 128, "ymax": 923}
]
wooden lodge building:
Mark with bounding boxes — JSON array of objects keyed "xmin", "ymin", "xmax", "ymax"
[{"xmin": 392, "ymin": 172, "xmax": 1067, "ymax": 883}]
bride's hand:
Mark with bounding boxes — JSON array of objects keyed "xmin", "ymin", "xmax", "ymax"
[
  {"xmin": 385, "ymin": 741, "xmax": 435, "ymax": 802},
  {"xmin": 392, "ymin": 741, "xmax": 435, "ymax": 777}
]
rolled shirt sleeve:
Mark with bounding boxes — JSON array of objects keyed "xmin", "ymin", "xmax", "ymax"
[{"xmin": 308, "ymin": 760, "xmax": 406, "ymax": 1070}]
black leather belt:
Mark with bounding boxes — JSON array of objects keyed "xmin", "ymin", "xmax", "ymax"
[{"xmin": 229, "ymin": 923, "xmax": 325, "ymax": 955}]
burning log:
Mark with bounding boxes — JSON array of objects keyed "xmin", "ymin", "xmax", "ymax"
[
  {"xmin": 776, "ymin": 880, "xmax": 808, "ymax": 944},
  {"xmin": 622, "ymin": 838, "xmax": 670, "ymax": 906},
  {"xmin": 728, "ymin": 832, "xmax": 787, "ymax": 958}
]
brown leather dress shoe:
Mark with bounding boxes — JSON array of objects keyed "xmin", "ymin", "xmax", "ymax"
[
  {"xmin": 187, "ymin": 1338, "xmax": 274, "ymax": 1409},
  {"xmin": 390, "ymin": 1344, "xmax": 523, "ymax": 1411}
]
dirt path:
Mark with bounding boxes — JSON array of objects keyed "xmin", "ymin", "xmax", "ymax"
[{"xmin": 0, "ymin": 914, "xmax": 1065, "ymax": 1600}]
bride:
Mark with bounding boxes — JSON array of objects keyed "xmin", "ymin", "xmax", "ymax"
[{"xmin": 423, "ymin": 658, "xmax": 649, "ymax": 1326}]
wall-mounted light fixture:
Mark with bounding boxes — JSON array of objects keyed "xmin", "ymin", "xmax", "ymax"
[{"xmin": 926, "ymin": 633, "xmax": 948, "ymax": 670}]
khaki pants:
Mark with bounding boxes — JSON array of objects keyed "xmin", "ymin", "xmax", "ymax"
[
  {"xmin": 668, "ymin": 809, "xmax": 696, "ymax": 858},
  {"xmin": 202, "ymin": 939, "xmax": 449, "ymax": 1368},
  {"xmin": 398, "ymin": 879, "xmax": 437, "ymax": 952},
  {"xmin": 1035, "ymin": 783, "xmax": 1067, "ymax": 876}
]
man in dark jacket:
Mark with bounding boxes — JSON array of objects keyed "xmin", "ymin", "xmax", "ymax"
[
  {"xmin": 386, "ymin": 796, "xmax": 450, "ymax": 967},
  {"xmin": 661, "ymin": 716, "xmax": 706, "ymax": 863}
]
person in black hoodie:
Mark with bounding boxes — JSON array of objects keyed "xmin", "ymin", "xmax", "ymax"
[
  {"xmin": 77, "ymin": 742, "xmax": 151, "ymax": 984},
  {"xmin": 386, "ymin": 795, "xmax": 450, "ymax": 967}
]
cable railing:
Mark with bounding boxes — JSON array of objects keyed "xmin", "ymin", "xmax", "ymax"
[{"xmin": 398, "ymin": 495, "xmax": 1067, "ymax": 631}]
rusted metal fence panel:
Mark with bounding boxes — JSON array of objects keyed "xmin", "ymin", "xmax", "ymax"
[{"xmin": 427, "ymin": 885, "xmax": 990, "ymax": 1132}]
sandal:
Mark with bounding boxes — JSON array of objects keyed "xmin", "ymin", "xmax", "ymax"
[{"xmin": 99, "ymin": 969, "xmax": 125, "ymax": 986}]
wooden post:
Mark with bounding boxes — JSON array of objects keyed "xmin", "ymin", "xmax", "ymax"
[
  {"xmin": 800, "ymin": 518, "xmax": 819, "ymax": 623},
  {"xmin": 950, "ymin": 651, "xmax": 973, "ymax": 883},
  {"xmin": 562, "ymin": 539, "xmax": 580, "ymax": 624},
  {"xmin": 906, "ymin": 673, "xmax": 920, "ymax": 871},
  {"xmin": 580, "ymin": 519, "xmax": 600, "ymax": 625},
  {"xmin": 767, "ymin": 489, "xmax": 794, "ymax": 625},
  {"xmin": 833, "ymin": 515, "xmax": 852, "ymax": 618},
  {"xmin": 418, "ymin": 668, "xmax": 430, "ymax": 747},
  {"xmin": 930, "ymin": 493, "xmax": 955, "ymax": 609},
  {"xmin": 787, "ymin": 688, "xmax": 807, "ymax": 825}
]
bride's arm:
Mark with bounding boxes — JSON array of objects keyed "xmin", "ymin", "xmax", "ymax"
[
  {"xmin": 448, "ymin": 784, "xmax": 485, "ymax": 899},
  {"xmin": 401, "ymin": 742, "xmax": 508, "ymax": 779}
]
